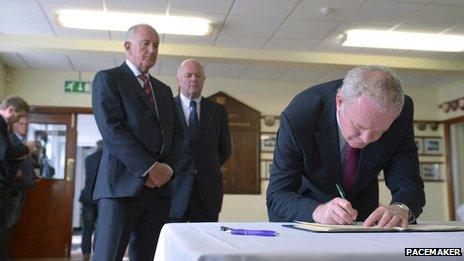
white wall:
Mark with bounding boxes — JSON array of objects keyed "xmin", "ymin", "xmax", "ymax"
[
  {"xmin": 6, "ymin": 68, "xmax": 443, "ymax": 119},
  {"xmin": 0, "ymin": 61, "xmax": 6, "ymax": 99},
  {"xmin": 6, "ymin": 69, "xmax": 94, "ymax": 107},
  {"xmin": 6, "ymin": 68, "xmax": 308, "ymax": 115},
  {"xmin": 404, "ymin": 86, "xmax": 440, "ymax": 120},
  {"xmin": 438, "ymin": 78, "xmax": 464, "ymax": 120}
]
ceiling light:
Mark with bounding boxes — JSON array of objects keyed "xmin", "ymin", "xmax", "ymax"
[
  {"xmin": 342, "ymin": 29, "xmax": 464, "ymax": 52},
  {"xmin": 56, "ymin": 9, "xmax": 212, "ymax": 36}
]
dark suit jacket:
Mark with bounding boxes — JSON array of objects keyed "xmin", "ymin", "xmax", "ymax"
[
  {"xmin": 9, "ymin": 133, "xmax": 36, "ymax": 190},
  {"xmin": 267, "ymin": 79, "xmax": 425, "ymax": 222},
  {"xmin": 0, "ymin": 117, "xmax": 29, "ymax": 192},
  {"xmin": 92, "ymin": 63, "xmax": 183, "ymax": 199},
  {"xmin": 170, "ymin": 96, "xmax": 231, "ymax": 218},
  {"xmin": 79, "ymin": 149, "xmax": 102, "ymax": 204}
]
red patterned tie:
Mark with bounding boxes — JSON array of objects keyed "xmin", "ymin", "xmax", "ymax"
[
  {"xmin": 343, "ymin": 144, "xmax": 360, "ymax": 192},
  {"xmin": 139, "ymin": 74, "xmax": 155, "ymax": 106}
]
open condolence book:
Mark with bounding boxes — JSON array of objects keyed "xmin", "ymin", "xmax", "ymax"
[{"xmin": 284, "ymin": 221, "xmax": 464, "ymax": 233}]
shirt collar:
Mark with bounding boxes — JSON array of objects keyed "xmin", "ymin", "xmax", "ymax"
[
  {"xmin": 14, "ymin": 132, "xmax": 24, "ymax": 141},
  {"xmin": 125, "ymin": 60, "xmax": 146, "ymax": 78},
  {"xmin": 336, "ymin": 108, "xmax": 347, "ymax": 149},
  {"xmin": 180, "ymin": 93, "xmax": 201, "ymax": 107}
]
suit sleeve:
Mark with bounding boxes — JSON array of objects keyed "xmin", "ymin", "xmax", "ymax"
[
  {"xmin": 266, "ymin": 112, "xmax": 322, "ymax": 222},
  {"xmin": 92, "ymin": 71, "xmax": 156, "ymax": 177},
  {"xmin": 384, "ymin": 97, "xmax": 425, "ymax": 218},
  {"xmin": 0, "ymin": 134, "xmax": 29, "ymax": 161},
  {"xmin": 161, "ymin": 88, "xmax": 184, "ymax": 172},
  {"xmin": 218, "ymin": 106, "xmax": 231, "ymax": 166}
]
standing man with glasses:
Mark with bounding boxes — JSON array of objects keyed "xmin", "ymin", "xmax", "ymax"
[
  {"xmin": 267, "ymin": 66, "xmax": 425, "ymax": 228},
  {"xmin": 92, "ymin": 24, "xmax": 183, "ymax": 261},
  {"xmin": 170, "ymin": 59, "xmax": 231, "ymax": 222}
]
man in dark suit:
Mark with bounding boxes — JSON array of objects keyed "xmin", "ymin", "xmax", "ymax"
[
  {"xmin": 267, "ymin": 66, "xmax": 425, "ymax": 228},
  {"xmin": 78, "ymin": 140, "xmax": 102, "ymax": 259},
  {"xmin": 170, "ymin": 59, "xmax": 231, "ymax": 222},
  {"xmin": 92, "ymin": 24, "xmax": 183, "ymax": 261},
  {"xmin": 5, "ymin": 115, "xmax": 37, "ymax": 258},
  {"xmin": 0, "ymin": 96, "xmax": 30, "ymax": 260}
]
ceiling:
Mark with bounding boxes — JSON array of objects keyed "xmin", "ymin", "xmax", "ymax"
[{"xmin": 1, "ymin": 0, "xmax": 464, "ymax": 87}]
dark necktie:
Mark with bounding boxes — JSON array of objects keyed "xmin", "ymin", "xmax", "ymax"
[
  {"xmin": 343, "ymin": 144, "xmax": 360, "ymax": 192},
  {"xmin": 139, "ymin": 74, "xmax": 155, "ymax": 106},
  {"xmin": 188, "ymin": 100, "xmax": 199, "ymax": 147}
]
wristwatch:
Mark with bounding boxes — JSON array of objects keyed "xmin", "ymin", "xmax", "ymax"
[{"xmin": 392, "ymin": 202, "xmax": 415, "ymax": 223}]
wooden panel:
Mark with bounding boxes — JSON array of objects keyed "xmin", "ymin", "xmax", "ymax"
[
  {"xmin": 222, "ymin": 130, "xmax": 259, "ymax": 194},
  {"xmin": 10, "ymin": 179, "xmax": 74, "ymax": 258},
  {"xmin": 10, "ymin": 109, "xmax": 77, "ymax": 258},
  {"xmin": 210, "ymin": 92, "xmax": 260, "ymax": 194}
]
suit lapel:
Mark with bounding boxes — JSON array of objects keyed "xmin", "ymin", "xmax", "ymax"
[
  {"xmin": 198, "ymin": 98, "xmax": 210, "ymax": 140},
  {"xmin": 149, "ymin": 76, "xmax": 162, "ymax": 122},
  {"xmin": 119, "ymin": 63, "xmax": 159, "ymax": 122},
  {"xmin": 175, "ymin": 95, "xmax": 188, "ymax": 130},
  {"xmin": 314, "ymin": 96, "xmax": 342, "ymax": 187}
]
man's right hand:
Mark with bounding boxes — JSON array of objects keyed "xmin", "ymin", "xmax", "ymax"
[
  {"xmin": 26, "ymin": 141, "xmax": 37, "ymax": 155},
  {"xmin": 312, "ymin": 198, "xmax": 358, "ymax": 224},
  {"xmin": 145, "ymin": 163, "xmax": 172, "ymax": 188},
  {"xmin": 16, "ymin": 170, "xmax": 23, "ymax": 179}
]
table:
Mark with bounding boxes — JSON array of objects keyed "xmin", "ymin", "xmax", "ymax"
[{"xmin": 154, "ymin": 222, "xmax": 464, "ymax": 261}]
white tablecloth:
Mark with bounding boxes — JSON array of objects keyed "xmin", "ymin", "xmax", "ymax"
[{"xmin": 154, "ymin": 222, "xmax": 464, "ymax": 261}]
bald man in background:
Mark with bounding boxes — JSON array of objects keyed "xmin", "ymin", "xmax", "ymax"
[{"xmin": 170, "ymin": 59, "xmax": 231, "ymax": 222}]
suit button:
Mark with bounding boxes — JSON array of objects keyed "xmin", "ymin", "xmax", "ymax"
[{"xmin": 194, "ymin": 170, "xmax": 197, "ymax": 174}]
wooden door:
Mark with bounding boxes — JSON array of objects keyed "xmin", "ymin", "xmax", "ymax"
[{"xmin": 10, "ymin": 112, "xmax": 77, "ymax": 258}]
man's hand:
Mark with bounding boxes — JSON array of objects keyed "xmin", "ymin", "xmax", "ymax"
[
  {"xmin": 313, "ymin": 198, "xmax": 358, "ymax": 224},
  {"xmin": 363, "ymin": 204, "xmax": 409, "ymax": 228},
  {"xmin": 26, "ymin": 141, "xmax": 38, "ymax": 155},
  {"xmin": 144, "ymin": 163, "xmax": 172, "ymax": 188},
  {"xmin": 15, "ymin": 155, "xmax": 27, "ymax": 161},
  {"xmin": 16, "ymin": 170, "xmax": 23, "ymax": 179}
]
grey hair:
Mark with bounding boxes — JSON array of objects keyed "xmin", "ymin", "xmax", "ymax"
[
  {"xmin": 177, "ymin": 58, "xmax": 205, "ymax": 77},
  {"xmin": 339, "ymin": 65, "xmax": 404, "ymax": 116},
  {"xmin": 125, "ymin": 24, "xmax": 157, "ymax": 41}
]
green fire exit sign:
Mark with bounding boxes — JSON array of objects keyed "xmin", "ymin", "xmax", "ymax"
[{"xmin": 64, "ymin": 81, "xmax": 91, "ymax": 93}]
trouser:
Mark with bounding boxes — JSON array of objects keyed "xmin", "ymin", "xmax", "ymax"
[
  {"xmin": 93, "ymin": 188, "xmax": 170, "ymax": 261},
  {"xmin": 81, "ymin": 203, "xmax": 98, "ymax": 255},
  {"xmin": 171, "ymin": 178, "xmax": 219, "ymax": 223},
  {"xmin": 8, "ymin": 190, "xmax": 27, "ymax": 227},
  {"xmin": 0, "ymin": 189, "xmax": 13, "ymax": 261}
]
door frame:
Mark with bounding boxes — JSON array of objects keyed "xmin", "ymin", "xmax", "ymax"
[
  {"xmin": 10, "ymin": 106, "xmax": 92, "ymax": 258},
  {"xmin": 444, "ymin": 115, "xmax": 464, "ymax": 220}
]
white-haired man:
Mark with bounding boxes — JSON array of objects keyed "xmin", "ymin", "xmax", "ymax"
[{"xmin": 267, "ymin": 66, "xmax": 425, "ymax": 228}]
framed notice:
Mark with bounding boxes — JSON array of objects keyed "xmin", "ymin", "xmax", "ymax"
[
  {"xmin": 261, "ymin": 133, "xmax": 277, "ymax": 152},
  {"xmin": 423, "ymin": 138, "xmax": 443, "ymax": 155},
  {"xmin": 414, "ymin": 137, "xmax": 423, "ymax": 154},
  {"xmin": 420, "ymin": 163, "xmax": 441, "ymax": 180},
  {"xmin": 261, "ymin": 160, "xmax": 273, "ymax": 179}
]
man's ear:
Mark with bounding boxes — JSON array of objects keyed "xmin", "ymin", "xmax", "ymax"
[
  {"xmin": 6, "ymin": 106, "xmax": 14, "ymax": 114},
  {"xmin": 335, "ymin": 93, "xmax": 343, "ymax": 111},
  {"xmin": 124, "ymin": 41, "xmax": 131, "ymax": 52}
]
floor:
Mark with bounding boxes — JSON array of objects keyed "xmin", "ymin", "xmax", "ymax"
[{"xmin": 15, "ymin": 234, "xmax": 129, "ymax": 261}]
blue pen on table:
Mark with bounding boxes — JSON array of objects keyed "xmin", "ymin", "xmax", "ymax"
[{"xmin": 220, "ymin": 226, "xmax": 279, "ymax": 237}]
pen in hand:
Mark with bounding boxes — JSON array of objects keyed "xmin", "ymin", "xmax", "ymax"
[
  {"xmin": 335, "ymin": 184, "xmax": 347, "ymax": 199},
  {"xmin": 335, "ymin": 183, "xmax": 357, "ymax": 225},
  {"xmin": 220, "ymin": 226, "xmax": 279, "ymax": 237}
]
